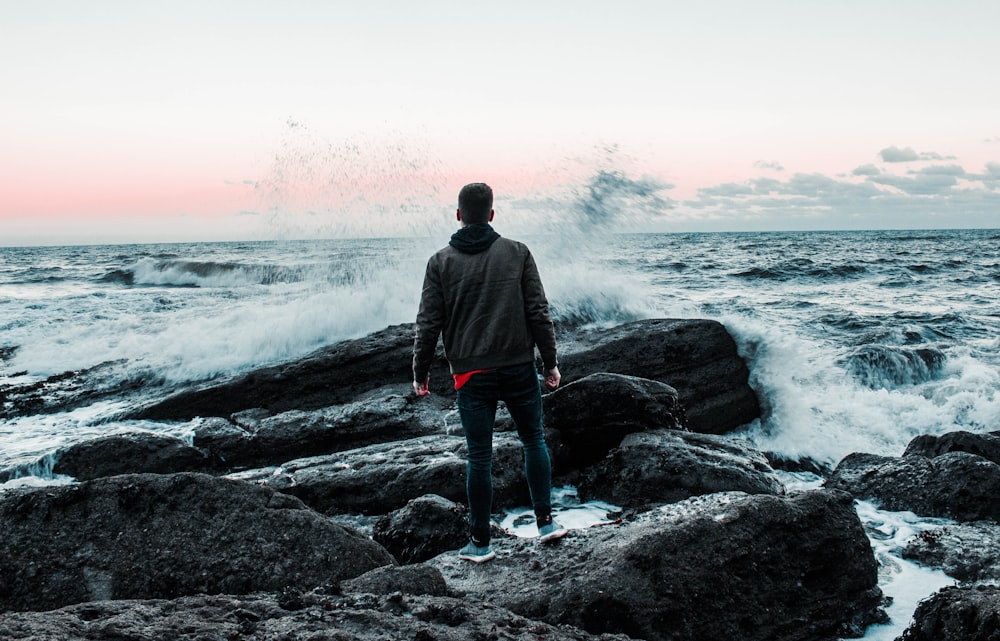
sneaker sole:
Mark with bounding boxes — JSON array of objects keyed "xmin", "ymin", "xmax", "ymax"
[
  {"xmin": 538, "ymin": 528, "xmax": 568, "ymax": 543},
  {"xmin": 458, "ymin": 551, "xmax": 496, "ymax": 563}
]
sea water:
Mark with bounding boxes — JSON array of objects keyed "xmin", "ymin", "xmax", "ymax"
[{"xmin": 2, "ymin": 226, "xmax": 998, "ymax": 637}]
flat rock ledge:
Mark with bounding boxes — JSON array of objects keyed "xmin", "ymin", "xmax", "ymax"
[{"xmin": 0, "ymin": 592, "xmax": 634, "ymax": 641}]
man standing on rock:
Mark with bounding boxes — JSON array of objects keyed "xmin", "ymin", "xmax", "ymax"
[{"xmin": 413, "ymin": 182, "xmax": 567, "ymax": 562}]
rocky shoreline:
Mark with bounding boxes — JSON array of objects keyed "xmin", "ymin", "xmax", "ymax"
[{"xmin": 1, "ymin": 318, "xmax": 998, "ymax": 640}]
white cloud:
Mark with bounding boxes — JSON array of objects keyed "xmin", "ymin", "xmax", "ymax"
[
  {"xmin": 878, "ymin": 146, "xmax": 955, "ymax": 163},
  {"xmin": 911, "ymin": 164, "xmax": 966, "ymax": 176},
  {"xmin": 675, "ymin": 161, "xmax": 1000, "ymax": 231},
  {"xmin": 754, "ymin": 160, "xmax": 784, "ymax": 171}
]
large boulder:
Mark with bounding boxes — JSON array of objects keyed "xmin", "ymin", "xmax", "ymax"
[
  {"xmin": 903, "ymin": 430, "xmax": 1000, "ymax": 465},
  {"xmin": 826, "ymin": 451, "xmax": 1000, "ymax": 522},
  {"xmin": 129, "ymin": 319, "xmax": 759, "ymax": 438},
  {"xmin": 230, "ymin": 433, "xmax": 533, "ymax": 516},
  {"xmin": 50, "ymin": 431, "xmax": 212, "ymax": 481},
  {"xmin": 130, "ymin": 324, "xmax": 454, "ymax": 421},
  {"xmin": 428, "ymin": 490, "xmax": 882, "ymax": 641},
  {"xmin": 0, "ymin": 592, "xmax": 634, "ymax": 641},
  {"xmin": 559, "ymin": 318, "xmax": 759, "ymax": 434},
  {"xmin": 898, "ymin": 585, "xmax": 1000, "ymax": 641},
  {"xmin": 0, "ymin": 473, "xmax": 394, "ymax": 612},
  {"xmin": 543, "ymin": 373, "xmax": 687, "ymax": 468},
  {"xmin": 578, "ymin": 429, "xmax": 784, "ymax": 508},
  {"xmin": 192, "ymin": 393, "xmax": 445, "ymax": 469}
]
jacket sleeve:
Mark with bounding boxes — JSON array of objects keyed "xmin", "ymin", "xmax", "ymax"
[
  {"xmin": 413, "ymin": 256, "xmax": 445, "ymax": 382},
  {"xmin": 522, "ymin": 250, "xmax": 558, "ymax": 370}
]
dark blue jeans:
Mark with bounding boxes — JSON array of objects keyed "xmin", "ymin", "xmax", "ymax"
[{"xmin": 456, "ymin": 362, "xmax": 553, "ymax": 544}]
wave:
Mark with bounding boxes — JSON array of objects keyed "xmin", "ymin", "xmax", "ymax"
[
  {"xmin": 731, "ymin": 260, "xmax": 866, "ymax": 281},
  {"xmin": 842, "ymin": 346, "xmax": 948, "ymax": 389},
  {"xmin": 100, "ymin": 257, "xmax": 310, "ymax": 289},
  {"xmin": 726, "ymin": 317, "xmax": 1000, "ymax": 469}
]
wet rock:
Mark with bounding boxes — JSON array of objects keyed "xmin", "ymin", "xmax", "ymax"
[
  {"xmin": 902, "ymin": 521, "xmax": 1000, "ymax": 583},
  {"xmin": 0, "ymin": 472, "xmax": 394, "ymax": 612},
  {"xmin": 903, "ymin": 430, "xmax": 1000, "ymax": 466},
  {"xmin": 579, "ymin": 429, "xmax": 784, "ymax": 508},
  {"xmin": 230, "ymin": 433, "xmax": 532, "ymax": 516},
  {"xmin": 897, "ymin": 584, "xmax": 1000, "ymax": 641},
  {"xmin": 0, "ymin": 592, "xmax": 634, "ymax": 641},
  {"xmin": 372, "ymin": 494, "xmax": 469, "ymax": 565},
  {"xmin": 826, "ymin": 451, "xmax": 1000, "ymax": 522},
  {"xmin": 193, "ymin": 394, "xmax": 446, "ymax": 469},
  {"xmin": 50, "ymin": 431, "xmax": 212, "ymax": 481},
  {"xmin": 543, "ymin": 373, "xmax": 687, "ymax": 468},
  {"xmin": 428, "ymin": 489, "xmax": 882, "ymax": 641},
  {"xmin": 129, "ymin": 319, "xmax": 758, "ymax": 439},
  {"xmin": 341, "ymin": 563, "xmax": 449, "ymax": 596},
  {"xmin": 131, "ymin": 324, "xmax": 454, "ymax": 421},
  {"xmin": 558, "ymin": 318, "xmax": 759, "ymax": 434}
]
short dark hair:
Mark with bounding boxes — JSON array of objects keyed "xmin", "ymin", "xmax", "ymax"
[{"xmin": 458, "ymin": 183, "xmax": 493, "ymax": 224}]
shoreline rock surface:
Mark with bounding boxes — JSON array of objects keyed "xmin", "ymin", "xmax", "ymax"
[{"xmin": 7, "ymin": 319, "xmax": 993, "ymax": 639}]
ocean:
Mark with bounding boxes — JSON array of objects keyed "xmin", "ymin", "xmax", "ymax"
[{"xmin": 1, "ymin": 226, "xmax": 998, "ymax": 638}]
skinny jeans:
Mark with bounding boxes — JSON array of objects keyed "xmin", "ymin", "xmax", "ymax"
[{"xmin": 456, "ymin": 362, "xmax": 553, "ymax": 544}]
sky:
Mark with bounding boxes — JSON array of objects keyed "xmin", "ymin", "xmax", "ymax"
[{"xmin": 1, "ymin": 0, "xmax": 998, "ymax": 245}]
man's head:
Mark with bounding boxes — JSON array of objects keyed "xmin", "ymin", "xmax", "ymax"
[{"xmin": 457, "ymin": 182, "xmax": 494, "ymax": 225}]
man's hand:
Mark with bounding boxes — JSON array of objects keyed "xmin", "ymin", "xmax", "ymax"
[
  {"xmin": 413, "ymin": 378, "xmax": 430, "ymax": 397},
  {"xmin": 543, "ymin": 367, "xmax": 561, "ymax": 391}
]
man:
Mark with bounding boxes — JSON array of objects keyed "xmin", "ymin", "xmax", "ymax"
[{"xmin": 413, "ymin": 182, "xmax": 567, "ymax": 563}]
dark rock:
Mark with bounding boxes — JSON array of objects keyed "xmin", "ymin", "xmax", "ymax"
[
  {"xmin": 50, "ymin": 431, "xmax": 212, "ymax": 481},
  {"xmin": 130, "ymin": 324, "xmax": 454, "ymax": 421},
  {"xmin": 902, "ymin": 521, "xmax": 1000, "ymax": 583},
  {"xmin": 898, "ymin": 584, "xmax": 1000, "ymax": 641},
  {"xmin": 191, "ymin": 416, "xmax": 252, "ymax": 464},
  {"xmin": 341, "ymin": 563, "xmax": 449, "ymax": 596},
  {"xmin": 373, "ymin": 494, "xmax": 469, "ymax": 564},
  {"xmin": 0, "ymin": 592, "xmax": 634, "ymax": 641},
  {"xmin": 543, "ymin": 373, "xmax": 687, "ymax": 468},
  {"xmin": 0, "ymin": 472, "xmax": 394, "ymax": 612},
  {"xmin": 579, "ymin": 429, "xmax": 784, "ymax": 508},
  {"xmin": 128, "ymin": 319, "xmax": 758, "ymax": 439},
  {"xmin": 428, "ymin": 490, "xmax": 882, "ymax": 641},
  {"xmin": 559, "ymin": 318, "xmax": 759, "ymax": 434},
  {"xmin": 903, "ymin": 430, "xmax": 1000, "ymax": 466},
  {"xmin": 193, "ymin": 394, "xmax": 446, "ymax": 469},
  {"xmin": 826, "ymin": 451, "xmax": 1000, "ymax": 522},
  {"xmin": 231, "ymin": 433, "xmax": 532, "ymax": 516},
  {"xmin": 0, "ymin": 359, "xmax": 160, "ymax": 420}
]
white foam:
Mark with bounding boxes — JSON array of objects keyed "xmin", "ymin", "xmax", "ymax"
[
  {"xmin": 499, "ymin": 486, "xmax": 621, "ymax": 538},
  {"xmin": 724, "ymin": 315, "xmax": 999, "ymax": 466}
]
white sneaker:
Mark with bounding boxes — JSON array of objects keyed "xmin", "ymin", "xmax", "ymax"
[
  {"xmin": 538, "ymin": 517, "xmax": 568, "ymax": 543},
  {"xmin": 457, "ymin": 541, "xmax": 496, "ymax": 562}
]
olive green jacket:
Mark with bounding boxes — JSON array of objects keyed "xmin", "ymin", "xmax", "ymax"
[{"xmin": 412, "ymin": 228, "xmax": 557, "ymax": 383}]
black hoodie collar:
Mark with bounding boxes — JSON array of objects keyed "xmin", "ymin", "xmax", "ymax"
[{"xmin": 449, "ymin": 223, "xmax": 501, "ymax": 254}]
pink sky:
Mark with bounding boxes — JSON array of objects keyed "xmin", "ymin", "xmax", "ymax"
[{"xmin": 2, "ymin": 2, "xmax": 998, "ymax": 245}]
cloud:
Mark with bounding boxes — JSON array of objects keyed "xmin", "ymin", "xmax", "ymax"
[
  {"xmin": 985, "ymin": 136, "xmax": 1000, "ymax": 143},
  {"xmin": 912, "ymin": 164, "xmax": 966, "ymax": 176},
  {"xmin": 878, "ymin": 146, "xmax": 955, "ymax": 163},
  {"xmin": 852, "ymin": 164, "xmax": 881, "ymax": 176},
  {"xmin": 869, "ymin": 173, "xmax": 959, "ymax": 195},
  {"xmin": 754, "ymin": 160, "xmax": 784, "ymax": 172},
  {"xmin": 676, "ymin": 162, "xmax": 1000, "ymax": 231}
]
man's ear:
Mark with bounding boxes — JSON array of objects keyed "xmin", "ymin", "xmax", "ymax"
[
  {"xmin": 456, "ymin": 209, "xmax": 462, "ymax": 222},
  {"xmin": 488, "ymin": 209, "xmax": 495, "ymax": 222}
]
